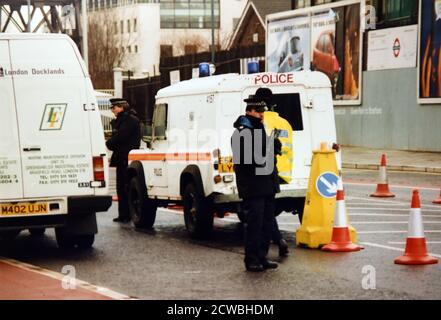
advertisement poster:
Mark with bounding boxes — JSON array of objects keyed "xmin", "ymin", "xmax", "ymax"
[
  {"xmin": 419, "ymin": 0, "xmax": 441, "ymax": 103},
  {"xmin": 341, "ymin": 4, "xmax": 361, "ymax": 101},
  {"xmin": 311, "ymin": 13, "xmax": 338, "ymax": 96},
  {"xmin": 267, "ymin": 16, "xmax": 311, "ymax": 73},
  {"xmin": 266, "ymin": 1, "xmax": 362, "ymax": 104},
  {"xmin": 368, "ymin": 25, "xmax": 418, "ymax": 71}
]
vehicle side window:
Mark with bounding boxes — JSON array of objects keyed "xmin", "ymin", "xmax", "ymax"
[
  {"xmin": 272, "ymin": 93, "xmax": 304, "ymax": 131},
  {"xmin": 153, "ymin": 103, "xmax": 168, "ymax": 139}
]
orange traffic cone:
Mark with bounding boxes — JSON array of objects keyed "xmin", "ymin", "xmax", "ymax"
[
  {"xmin": 370, "ymin": 154, "xmax": 395, "ymax": 198},
  {"xmin": 394, "ymin": 190, "xmax": 438, "ymax": 265},
  {"xmin": 433, "ymin": 189, "xmax": 441, "ymax": 204},
  {"xmin": 322, "ymin": 179, "xmax": 363, "ymax": 252}
]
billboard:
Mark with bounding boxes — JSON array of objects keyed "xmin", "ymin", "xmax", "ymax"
[
  {"xmin": 368, "ymin": 25, "xmax": 418, "ymax": 71},
  {"xmin": 266, "ymin": 0, "xmax": 363, "ymax": 105},
  {"xmin": 418, "ymin": 0, "xmax": 441, "ymax": 104},
  {"xmin": 267, "ymin": 16, "xmax": 311, "ymax": 73}
]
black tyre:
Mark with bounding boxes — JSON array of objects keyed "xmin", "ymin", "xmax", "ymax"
[
  {"xmin": 0, "ymin": 230, "xmax": 21, "ymax": 241},
  {"xmin": 75, "ymin": 234, "xmax": 95, "ymax": 249},
  {"xmin": 128, "ymin": 176, "xmax": 157, "ymax": 229},
  {"xmin": 183, "ymin": 181, "xmax": 213, "ymax": 239},
  {"xmin": 29, "ymin": 228, "xmax": 46, "ymax": 237},
  {"xmin": 55, "ymin": 228, "xmax": 75, "ymax": 249}
]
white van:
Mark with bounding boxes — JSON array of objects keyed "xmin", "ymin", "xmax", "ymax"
[
  {"xmin": 127, "ymin": 70, "xmax": 340, "ymax": 238},
  {"xmin": 0, "ymin": 34, "xmax": 112, "ymax": 248}
]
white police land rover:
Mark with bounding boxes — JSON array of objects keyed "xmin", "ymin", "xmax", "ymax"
[{"xmin": 127, "ymin": 63, "xmax": 340, "ymax": 238}]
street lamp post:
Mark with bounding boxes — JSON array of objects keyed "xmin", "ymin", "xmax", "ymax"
[
  {"xmin": 82, "ymin": 0, "xmax": 88, "ymax": 69},
  {"xmin": 211, "ymin": 0, "xmax": 215, "ymax": 64}
]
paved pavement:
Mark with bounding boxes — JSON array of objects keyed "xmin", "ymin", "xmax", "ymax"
[
  {"xmin": 341, "ymin": 146, "xmax": 441, "ymax": 173},
  {"xmin": 0, "ymin": 259, "xmax": 114, "ymax": 300}
]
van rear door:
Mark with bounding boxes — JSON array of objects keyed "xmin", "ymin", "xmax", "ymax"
[
  {"xmin": 9, "ymin": 38, "xmax": 94, "ymax": 198},
  {"xmin": 0, "ymin": 40, "xmax": 23, "ymax": 199}
]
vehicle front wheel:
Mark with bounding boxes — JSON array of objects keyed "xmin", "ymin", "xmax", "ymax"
[
  {"xmin": 55, "ymin": 229, "xmax": 75, "ymax": 249},
  {"xmin": 0, "ymin": 230, "xmax": 21, "ymax": 241},
  {"xmin": 29, "ymin": 228, "xmax": 46, "ymax": 237},
  {"xmin": 183, "ymin": 182, "xmax": 213, "ymax": 239},
  {"xmin": 75, "ymin": 234, "xmax": 95, "ymax": 249},
  {"xmin": 128, "ymin": 176, "xmax": 157, "ymax": 229}
]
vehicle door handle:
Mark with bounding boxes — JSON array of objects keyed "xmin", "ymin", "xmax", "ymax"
[{"xmin": 23, "ymin": 147, "xmax": 41, "ymax": 152}]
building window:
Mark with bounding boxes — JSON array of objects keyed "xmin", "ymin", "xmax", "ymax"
[
  {"xmin": 127, "ymin": 46, "xmax": 132, "ymax": 53},
  {"xmin": 114, "ymin": 21, "xmax": 118, "ymax": 34},
  {"xmin": 127, "ymin": 19, "xmax": 131, "ymax": 33},
  {"xmin": 134, "ymin": 18, "xmax": 137, "ymax": 32},
  {"xmin": 120, "ymin": 20, "xmax": 124, "ymax": 34},
  {"xmin": 294, "ymin": 0, "xmax": 338, "ymax": 9},
  {"xmin": 160, "ymin": 0, "xmax": 220, "ymax": 29},
  {"xmin": 371, "ymin": 0, "xmax": 418, "ymax": 28},
  {"xmin": 135, "ymin": 45, "xmax": 138, "ymax": 53}
]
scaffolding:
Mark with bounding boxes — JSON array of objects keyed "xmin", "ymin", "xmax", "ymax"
[{"xmin": 0, "ymin": 0, "xmax": 84, "ymax": 54}]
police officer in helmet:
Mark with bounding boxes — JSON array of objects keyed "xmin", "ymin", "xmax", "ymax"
[{"xmin": 106, "ymin": 98, "xmax": 140, "ymax": 223}]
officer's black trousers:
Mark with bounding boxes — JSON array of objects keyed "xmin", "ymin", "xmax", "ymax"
[
  {"xmin": 243, "ymin": 195, "xmax": 275, "ymax": 265},
  {"xmin": 116, "ymin": 162, "xmax": 130, "ymax": 219}
]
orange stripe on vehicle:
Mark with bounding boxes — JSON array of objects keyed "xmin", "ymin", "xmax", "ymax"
[{"xmin": 128, "ymin": 153, "xmax": 211, "ymax": 161}]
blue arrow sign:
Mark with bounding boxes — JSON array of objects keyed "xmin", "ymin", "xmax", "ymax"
[{"xmin": 316, "ymin": 172, "xmax": 339, "ymax": 198}]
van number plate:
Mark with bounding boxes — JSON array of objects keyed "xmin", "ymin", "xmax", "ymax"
[{"xmin": 0, "ymin": 203, "xmax": 49, "ymax": 216}]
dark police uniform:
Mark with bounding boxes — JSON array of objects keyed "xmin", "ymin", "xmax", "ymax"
[
  {"xmin": 106, "ymin": 100, "xmax": 140, "ymax": 222},
  {"xmin": 231, "ymin": 94, "xmax": 280, "ymax": 272}
]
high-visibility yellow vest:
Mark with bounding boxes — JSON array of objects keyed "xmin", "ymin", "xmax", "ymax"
[{"xmin": 264, "ymin": 111, "xmax": 293, "ymax": 184}]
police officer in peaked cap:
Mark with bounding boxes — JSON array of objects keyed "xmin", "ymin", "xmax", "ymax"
[
  {"xmin": 106, "ymin": 98, "xmax": 141, "ymax": 223},
  {"xmin": 231, "ymin": 88, "xmax": 282, "ymax": 272}
]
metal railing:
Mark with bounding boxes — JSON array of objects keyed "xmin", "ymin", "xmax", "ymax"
[{"xmin": 95, "ymin": 90, "xmax": 114, "ymax": 137}]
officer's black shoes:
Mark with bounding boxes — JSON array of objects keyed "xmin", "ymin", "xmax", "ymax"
[
  {"xmin": 245, "ymin": 263, "xmax": 265, "ymax": 272},
  {"xmin": 261, "ymin": 260, "xmax": 278, "ymax": 270},
  {"xmin": 113, "ymin": 217, "xmax": 131, "ymax": 223},
  {"xmin": 278, "ymin": 239, "xmax": 289, "ymax": 257}
]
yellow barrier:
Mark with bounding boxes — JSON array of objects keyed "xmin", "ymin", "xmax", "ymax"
[{"xmin": 296, "ymin": 143, "xmax": 357, "ymax": 249}]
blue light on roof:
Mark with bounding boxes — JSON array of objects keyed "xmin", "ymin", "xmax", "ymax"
[
  {"xmin": 247, "ymin": 61, "xmax": 259, "ymax": 74},
  {"xmin": 199, "ymin": 62, "xmax": 211, "ymax": 78}
]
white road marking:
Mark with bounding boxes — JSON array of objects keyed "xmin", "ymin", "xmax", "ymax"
[
  {"xmin": 389, "ymin": 241, "xmax": 441, "ymax": 245},
  {"xmin": 359, "ymin": 242, "xmax": 441, "ymax": 258},
  {"xmin": 345, "ymin": 181, "xmax": 440, "ymax": 191},
  {"xmin": 358, "ymin": 230, "xmax": 441, "ymax": 234},
  {"xmin": 346, "ymin": 202, "xmax": 406, "ymax": 207},
  {"xmin": 347, "ymin": 196, "xmax": 441, "ymax": 209},
  {"xmin": 0, "ymin": 258, "xmax": 136, "ymax": 300},
  {"xmin": 351, "ymin": 221, "xmax": 441, "ymax": 225},
  {"xmin": 349, "ymin": 213, "xmax": 441, "ymax": 218},
  {"xmin": 347, "ymin": 207, "xmax": 441, "ymax": 212}
]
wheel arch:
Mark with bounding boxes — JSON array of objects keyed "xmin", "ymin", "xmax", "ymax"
[
  {"xmin": 180, "ymin": 165, "xmax": 205, "ymax": 197},
  {"xmin": 127, "ymin": 161, "xmax": 147, "ymax": 193}
]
